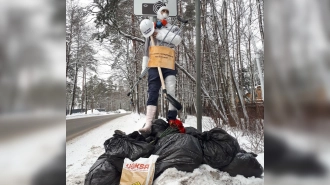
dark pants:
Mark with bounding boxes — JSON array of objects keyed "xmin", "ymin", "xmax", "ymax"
[{"xmin": 147, "ymin": 67, "xmax": 177, "ymax": 120}]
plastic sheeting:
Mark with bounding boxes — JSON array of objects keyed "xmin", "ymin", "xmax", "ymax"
[
  {"xmin": 221, "ymin": 152, "xmax": 264, "ymax": 178},
  {"xmin": 84, "ymin": 153, "xmax": 120, "ymax": 185},
  {"xmin": 201, "ymin": 128, "xmax": 240, "ymax": 169},
  {"xmin": 153, "ymin": 133, "xmax": 203, "ymax": 178}
]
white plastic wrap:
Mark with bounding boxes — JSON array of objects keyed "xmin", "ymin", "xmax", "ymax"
[
  {"xmin": 141, "ymin": 56, "xmax": 149, "ymax": 74},
  {"xmin": 165, "ymin": 75, "xmax": 177, "ymax": 110},
  {"xmin": 156, "ymin": 28, "xmax": 182, "ymax": 46}
]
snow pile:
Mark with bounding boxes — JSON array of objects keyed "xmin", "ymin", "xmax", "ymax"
[
  {"xmin": 184, "ymin": 115, "xmax": 217, "ymax": 131},
  {"xmin": 154, "ymin": 165, "xmax": 263, "ymax": 185},
  {"xmin": 256, "ymin": 153, "xmax": 264, "ymax": 169},
  {"xmin": 66, "ymin": 113, "xmax": 264, "ymax": 185},
  {"xmin": 87, "ymin": 109, "xmax": 100, "ymax": 114},
  {"xmin": 66, "ymin": 109, "xmax": 113, "ymax": 119},
  {"xmin": 116, "ymin": 109, "xmax": 127, "ymax": 113}
]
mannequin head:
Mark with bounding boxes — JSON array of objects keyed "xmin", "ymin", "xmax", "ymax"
[{"xmin": 157, "ymin": 6, "xmax": 169, "ymax": 20}]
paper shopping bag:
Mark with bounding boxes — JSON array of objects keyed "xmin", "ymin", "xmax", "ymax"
[
  {"xmin": 120, "ymin": 155, "xmax": 159, "ymax": 185},
  {"xmin": 148, "ymin": 46, "xmax": 175, "ymax": 70}
]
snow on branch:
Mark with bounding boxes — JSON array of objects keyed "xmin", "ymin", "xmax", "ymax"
[{"xmin": 175, "ymin": 63, "xmax": 228, "ymax": 124}]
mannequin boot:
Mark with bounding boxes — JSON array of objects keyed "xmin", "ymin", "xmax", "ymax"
[{"xmin": 139, "ymin": 105, "xmax": 157, "ymax": 134}]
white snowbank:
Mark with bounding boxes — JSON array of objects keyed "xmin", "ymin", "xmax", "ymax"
[
  {"xmin": 184, "ymin": 115, "xmax": 219, "ymax": 131},
  {"xmin": 87, "ymin": 109, "xmax": 99, "ymax": 114},
  {"xmin": 154, "ymin": 165, "xmax": 263, "ymax": 185},
  {"xmin": 116, "ymin": 109, "xmax": 127, "ymax": 113},
  {"xmin": 66, "ymin": 109, "xmax": 116, "ymax": 120},
  {"xmin": 256, "ymin": 153, "xmax": 264, "ymax": 169},
  {"xmin": 66, "ymin": 113, "xmax": 264, "ymax": 185}
]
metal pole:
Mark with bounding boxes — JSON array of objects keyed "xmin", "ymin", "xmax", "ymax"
[{"xmin": 195, "ymin": 0, "xmax": 202, "ymax": 132}]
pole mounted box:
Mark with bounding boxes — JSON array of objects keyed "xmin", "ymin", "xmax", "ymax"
[{"xmin": 134, "ymin": 0, "xmax": 177, "ymax": 16}]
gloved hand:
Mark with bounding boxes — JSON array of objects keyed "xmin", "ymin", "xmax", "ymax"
[{"xmin": 141, "ymin": 56, "xmax": 149, "ymax": 74}]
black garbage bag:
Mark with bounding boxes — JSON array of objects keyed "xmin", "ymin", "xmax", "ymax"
[
  {"xmin": 84, "ymin": 153, "xmax": 120, "ymax": 185},
  {"xmin": 104, "ymin": 130, "xmax": 155, "ymax": 172},
  {"xmin": 127, "ymin": 130, "xmax": 146, "ymax": 141},
  {"xmin": 145, "ymin": 135, "xmax": 157, "ymax": 143},
  {"xmin": 185, "ymin": 127, "xmax": 201, "ymax": 135},
  {"xmin": 145, "ymin": 119, "xmax": 169, "ymax": 143},
  {"xmin": 151, "ymin": 119, "xmax": 169, "ymax": 137},
  {"xmin": 265, "ymin": 133, "xmax": 326, "ymax": 176},
  {"xmin": 221, "ymin": 152, "xmax": 264, "ymax": 178},
  {"xmin": 185, "ymin": 127, "xmax": 203, "ymax": 139},
  {"xmin": 146, "ymin": 119, "xmax": 180, "ymax": 144},
  {"xmin": 201, "ymin": 128, "xmax": 240, "ymax": 169},
  {"xmin": 153, "ymin": 133, "xmax": 203, "ymax": 178}
]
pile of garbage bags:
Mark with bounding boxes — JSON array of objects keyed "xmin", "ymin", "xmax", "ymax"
[
  {"xmin": 84, "ymin": 119, "xmax": 263, "ymax": 185},
  {"xmin": 153, "ymin": 133, "xmax": 203, "ymax": 178}
]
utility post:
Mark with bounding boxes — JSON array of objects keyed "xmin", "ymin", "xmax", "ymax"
[{"xmin": 195, "ymin": 0, "xmax": 202, "ymax": 132}]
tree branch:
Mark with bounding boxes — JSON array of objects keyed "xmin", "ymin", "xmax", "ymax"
[{"xmin": 175, "ymin": 63, "xmax": 228, "ymax": 123}]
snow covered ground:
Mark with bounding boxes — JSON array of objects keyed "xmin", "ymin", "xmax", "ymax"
[
  {"xmin": 66, "ymin": 114, "xmax": 264, "ymax": 185},
  {"xmin": 66, "ymin": 109, "xmax": 129, "ymax": 120}
]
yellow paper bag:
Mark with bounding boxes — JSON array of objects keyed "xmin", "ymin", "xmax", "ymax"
[
  {"xmin": 120, "ymin": 155, "xmax": 159, "ymax": 185},
  {"xmin": 148, "ymin": 46, "xmax": 175, "ymax": 70}
]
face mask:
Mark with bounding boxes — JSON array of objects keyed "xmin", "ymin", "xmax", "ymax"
[{"xmin": 162, "ymin": 13, "xmax": 168, "ymax": 19}]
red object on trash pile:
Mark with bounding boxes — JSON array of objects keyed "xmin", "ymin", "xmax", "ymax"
[{"xmin": 168, "ymin": 119, "xmax": 185, "ymax": 133}]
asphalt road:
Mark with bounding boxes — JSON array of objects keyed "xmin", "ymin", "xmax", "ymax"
[{"xmin": 66, "ymin": 113, "xmax": 130, "ymax": 141}]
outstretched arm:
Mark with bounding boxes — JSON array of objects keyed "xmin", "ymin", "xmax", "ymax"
[{"xmin": 141, "ymin": 37, "xmax": 150, "ymax": 74}]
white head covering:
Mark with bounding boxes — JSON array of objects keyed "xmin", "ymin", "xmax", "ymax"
[{"xmin": 157, "ymin": 6, "xmax": 169, "ymax": 20}]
